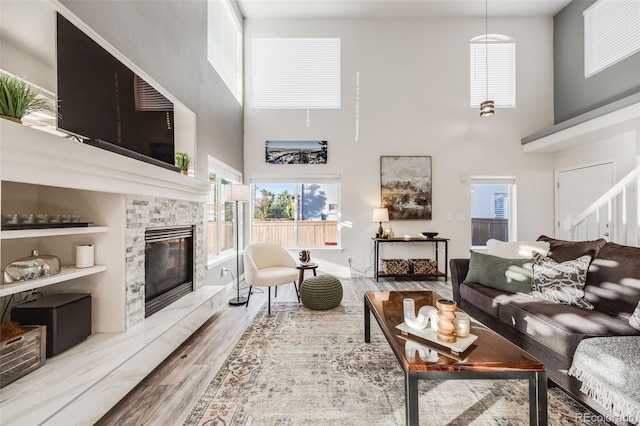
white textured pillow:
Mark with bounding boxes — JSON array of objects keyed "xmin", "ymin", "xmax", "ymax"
[
  {"xmin": 486, "ymin": 239, "xmax": 550, "ymax": 259},
  {"xmin": 531, "ymin": 253, "xmax": 594, "ymax": 310}
]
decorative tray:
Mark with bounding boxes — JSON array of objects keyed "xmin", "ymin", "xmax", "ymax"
[
  {"xmin": 1, "ymin": 222, "xmax": 93, "ymax": 231},
  {"xmin": 396, "ymin": 322, "xmax": 478, "ymax": 354}
]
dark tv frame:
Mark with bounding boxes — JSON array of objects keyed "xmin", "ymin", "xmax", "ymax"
[
  {"xmin": 87, "ymin": 139, "xmax": 179, "ymax": 172},
  {"xmin": 56, "ymin": 13, "xmax": 178, "ymax": 172}
]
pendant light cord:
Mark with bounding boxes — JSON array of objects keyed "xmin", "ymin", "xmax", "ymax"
[{"xmin": 485, "ymin": 0, "xmax": 489, "ymax": 101}]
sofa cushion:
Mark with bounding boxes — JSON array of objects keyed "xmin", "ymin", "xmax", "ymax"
[
  {"xmin": 464, "ymin": 251, "xmax": 533, "ymax": 294},
  {"xmin": 584, "ymin": 242, "xmax": 640, "ymax": 317},
  {"xmin": 536, "ymin": 235, "xmax": 606, "ymax": 263},
  {"xmin": 531, "ymin": 253, "xmax": 594, "ymax": 310},
  {"xmin": 630, "ymin": 302, "xmax": 640, "ymax": 331},
  {"xmin": 499, "ymin": 297, "xmax": 640, "ymax": 360},
  {"xmin": 486, "ymin": 239, "xmax": 550, "ymax": 259},
  {"xmin": 459, "ymin": 282, "xmax": 527, "ymax": 318}
]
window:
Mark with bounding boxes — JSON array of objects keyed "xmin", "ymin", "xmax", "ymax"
[
  {"xmin": 207, "ymin": 0, "xmax": 242, "ymax": 104},
  {"xmin": 584, "ymin": 0, "xmax": 640, "ymax": 78},
  {"xmin": 250, "ymin": 177, "xmax": 341, "ymax": 248},
  {"xmin": 251, "ymin": 36, "xmax": 341, "ymax": 109},
  {"xmin": 208, "ymin": 157, "xmax": 243, "ymax": 260},
  {"xmin": 470, "ymin": 176, "xmax": 516, "ymax": 246},
  {"xmin": 470, "ymin": 35, "xmax": 516, "ymax": 108}
]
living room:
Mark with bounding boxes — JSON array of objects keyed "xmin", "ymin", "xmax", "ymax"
[{"xmin": 1, "ymin": 0, "xmax": 639, "ymax": 424}]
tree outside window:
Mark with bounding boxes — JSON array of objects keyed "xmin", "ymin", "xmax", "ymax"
[{"xmin": 251, "ymin": 182, "xmax": 339, "ymax": 248}]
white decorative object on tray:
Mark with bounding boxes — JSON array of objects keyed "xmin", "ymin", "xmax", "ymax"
[
  {"xmin": 403, "ymin": 298, "xmax": 439, "ymax": 330},
  {"xmin": 396, "ymin": 322, "xmax": 478, "ymax": 353}
]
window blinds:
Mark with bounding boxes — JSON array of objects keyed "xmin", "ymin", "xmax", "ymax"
[
  {"xmin": 207, "ymin": 0, "xmax": 242, "ymax": 104},
  {"xmin": 470, "ymin": 41, "xmax": 516, "ymax": 108},
  {"xmin": 251, "ymin": 37, "xmax": 341, "ymax": 109},
  {"xmin": 584, "ymin": 0, "xmax": 640, "ymax": 78}
]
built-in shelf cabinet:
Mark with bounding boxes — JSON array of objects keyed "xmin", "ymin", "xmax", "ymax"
[
  {"xmin": 0, "ymin": 225, "xmax": 109, "ymax": 297},
  {"xmin": 0, "ymin": 264, "xmax": 108, "ymax": 297}
]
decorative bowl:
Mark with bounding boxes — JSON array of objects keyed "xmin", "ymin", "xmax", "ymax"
[{"xmin": 421, "ymin": 232, "xmax": 438, "ymax": 239}]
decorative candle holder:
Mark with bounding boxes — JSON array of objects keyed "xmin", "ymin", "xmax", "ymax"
[
  {"xmin": 454, "ymin": 312, "xmax": 471, "ymax": 338},
  {"xmin": 436, "ymin": 299, "xmax": 457, "ymax": 343}
]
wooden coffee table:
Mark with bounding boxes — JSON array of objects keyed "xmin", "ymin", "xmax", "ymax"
[{"xmin": 364, "ymin": 290, "xmax": 547, "ymax": 426}]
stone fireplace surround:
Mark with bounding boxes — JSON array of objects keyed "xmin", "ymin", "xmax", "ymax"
[
  {"xmin": 126, "ymin": 196, "xmax": 206, "ymax": 328},
  {"xmin": 0, "ymin": 120, "xmax": 229, "ymax": 424}
]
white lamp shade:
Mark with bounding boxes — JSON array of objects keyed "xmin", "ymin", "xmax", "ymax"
[
  {"xmin": 372, "ymin": 208, "xmax": 389, "ymax": 222},
  {"xmin": 225, "ymin": 184, "xmax": 250, "ymax": 202}
]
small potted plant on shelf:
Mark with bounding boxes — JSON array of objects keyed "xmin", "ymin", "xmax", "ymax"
[
  {"xmin": 0, "ymin": 74, "xmax": 53, "ymax": 124},
  {"xmin": 175, "ymin": 152, "xmax": 191, "ymax": 175}
]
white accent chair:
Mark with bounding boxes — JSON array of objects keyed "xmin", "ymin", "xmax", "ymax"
[{"xmin": 244, "ymin": 242, "xmax": 300, "ymax": 314}]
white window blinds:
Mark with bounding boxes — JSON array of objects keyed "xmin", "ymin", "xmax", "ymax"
[
  {"xmin": 207, "ymin": 0, "xmax": 242, "ymax": 104},
  {"xmin": 470, "ymin": 37, "xmax": 516, "ymax": 108},
  {"xmin": 584, "ymin": 0, "xmax": 640, "ymax": 78},
  {"xmin": 251, "ymin": 36, "xmax": 341, "ymax": 109}
]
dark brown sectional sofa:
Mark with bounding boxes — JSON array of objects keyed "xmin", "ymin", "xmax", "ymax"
[{"xmin": 450, "ymin": 236, "xmax": 640, "ymax": 420}]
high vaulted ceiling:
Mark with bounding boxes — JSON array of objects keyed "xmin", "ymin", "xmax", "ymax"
[{"xmin": 236, "ymin": 0, "xmax": 573, "ymax": 19}]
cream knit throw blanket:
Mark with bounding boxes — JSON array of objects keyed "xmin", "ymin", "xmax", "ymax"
[{"xmin": 568, "ymin": 336, "xmax": 640, "ymax": 424}]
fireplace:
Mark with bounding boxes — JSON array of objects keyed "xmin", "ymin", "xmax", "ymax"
[{"xmin": 144, "ymin": 225, "xmax": 194, "ymax": 317}]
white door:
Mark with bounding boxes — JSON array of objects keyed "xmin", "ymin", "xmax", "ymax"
[{"xmin": 557, "ymin": 162, "xmax": 613, "ymax": 241}]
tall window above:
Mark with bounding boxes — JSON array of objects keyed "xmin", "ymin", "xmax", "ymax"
[
  {"xmin": 251, "ymin": 36, "xmax": 341, "ymax": 109},
  {"xmin": 207, "ymin": 0, "xmax": 242, "ymax": 104},
  {"xmin": 470, "ymin": 176, "xmax": 517, "ymax": 246},
  {"xmin": 470, "ymin": 35, "xmax": 516, "ymax": 109},
  {"xmin": 250, "ymin": 177, "xmax": 341, "ymax": 249},
  {"xmin": 584, "ymin": 0, "xmax": 640, "ymax": 78}
]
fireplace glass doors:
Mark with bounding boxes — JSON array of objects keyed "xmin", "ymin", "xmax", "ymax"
[{"xmin": 144, "ymin": 226, "xmax": 194, "ymax": 317}]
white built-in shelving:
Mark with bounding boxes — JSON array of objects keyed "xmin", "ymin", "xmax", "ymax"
[
  {"xmin": 0, "ymin": 225, "xmax": 110, "ymax": 297},
  {"xmin": 0, "ymin": 225, "xmax": 109, "ymax": 240},
  {"xmin": 0, "ymin": 265, "xmax": 108, "ymax": 297}
]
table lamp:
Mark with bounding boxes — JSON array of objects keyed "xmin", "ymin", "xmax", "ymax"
[{"xmin": 372, "ymin": 208, "xmax": 389, "ymax": 238}]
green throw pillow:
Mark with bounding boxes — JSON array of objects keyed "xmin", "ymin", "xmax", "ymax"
[{"xmin": 465, "ymin": 251, "xmax": 533, "ymax": 294}]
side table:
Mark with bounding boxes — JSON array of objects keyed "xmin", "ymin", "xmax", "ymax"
[{"xmin": 297, "ymin": 262, "xmax": 318, "ymax": 284}]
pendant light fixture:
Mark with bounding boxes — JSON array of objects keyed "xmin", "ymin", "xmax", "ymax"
[{"xmin": 480, "ymin": 0, "xmax": 494, "ymax": 117}]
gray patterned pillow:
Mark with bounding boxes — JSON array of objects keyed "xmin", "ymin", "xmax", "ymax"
[
  {"xmin": 630, "ymin": 302, "xmax": 640, "ymax": 331},
  {"xmin": 531, "ymin": 253, "xmax": 594, "ymax": 310}
]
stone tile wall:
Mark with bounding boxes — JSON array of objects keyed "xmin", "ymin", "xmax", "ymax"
[{"xmin": 125, "ymin": 196, "xmax": 206, "ymax": 329}]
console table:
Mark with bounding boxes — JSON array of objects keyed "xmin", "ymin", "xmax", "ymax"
[{"xmin": 373, "ymin": 237, "xmax": 449, "ymax": 281}]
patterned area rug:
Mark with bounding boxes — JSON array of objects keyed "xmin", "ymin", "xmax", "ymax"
[{"xmin": 184, "ymin": 302, "xmax": 604, "ymax": 425}]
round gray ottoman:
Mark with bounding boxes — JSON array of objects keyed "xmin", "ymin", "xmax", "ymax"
[{"xmin": 300, "ymin": 274, "xmax": 343, "ymax": 310}]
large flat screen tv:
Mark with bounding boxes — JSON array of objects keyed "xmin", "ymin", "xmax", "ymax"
[{"xmin": 56, "ymin": 13, "xmax": 176, "ymax": 170}]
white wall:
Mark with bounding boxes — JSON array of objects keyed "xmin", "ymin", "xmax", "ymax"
[
  {"xmin": 244, "ymin": 17, "xmax": 556, "ymax": 276},
  {"xmin": 553, "ymin": 131, "xmax": 639, "ymax": 179}
]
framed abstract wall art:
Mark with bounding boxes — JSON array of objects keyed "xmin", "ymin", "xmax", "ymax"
[
  {"xmin": 265, "ymin": 140, "xmax": 328, "ymax": 164},
  {"xmin": 380, "ymin": 156, "xmax": 432, "ymax": 220}
]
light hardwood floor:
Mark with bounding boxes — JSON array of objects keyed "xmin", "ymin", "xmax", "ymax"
[{"xmin": 96, "ymin": 277, "xmax": 451, "ymax": 425}]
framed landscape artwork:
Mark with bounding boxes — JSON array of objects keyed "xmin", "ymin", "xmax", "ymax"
[
  {"xmin": 265, "ymin": 140, "xmax": 328, "ymax": 164},
  {"xmin": 380, "ymin": 156, "xmax": 432, "ymax": 220}
]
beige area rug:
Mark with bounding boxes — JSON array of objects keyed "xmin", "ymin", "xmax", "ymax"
[{"xmin": 184, "ymin": 302, "xmax": 604, "ymax": 426}]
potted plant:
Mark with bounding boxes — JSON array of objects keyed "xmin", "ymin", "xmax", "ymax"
[
  {"xmin": 0, "ymin": 74, "xmax": 53, "ymax": 124},
  {"xmin": 175, "ymin": 152, "xmax": 191, "ymax": 175}
]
